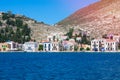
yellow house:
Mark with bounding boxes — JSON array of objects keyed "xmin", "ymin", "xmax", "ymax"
[{"xmin": 0, "ymin": 43, "xmax": 10, "ymax": 52}]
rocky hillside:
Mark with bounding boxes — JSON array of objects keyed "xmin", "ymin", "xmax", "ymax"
[
  {"xmin": 0, "ymin": 12, "xmax": 67, "ymax": 42},
  {"xmin": 0, "ymin": 12, "xmax": 32, "ymax": 43},
  {"xmin": 58, "ymin": 0, "xmax": 120, "ymax": 38},
  {"xmin": 28, "ymin": 23, "xmax": 66, "ymax": 42}
]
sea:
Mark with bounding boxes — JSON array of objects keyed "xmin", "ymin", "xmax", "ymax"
[{"xmin": 0, "ymin": 52, "xmax": 120, "ymax": 80}]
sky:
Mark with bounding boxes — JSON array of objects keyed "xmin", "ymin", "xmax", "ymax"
[{"xmin": 0, "ymin": 0, "xmax": 99, "ymax": 25}]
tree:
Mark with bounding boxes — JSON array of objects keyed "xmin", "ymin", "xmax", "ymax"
[
  {"xmin": 6, "ymin": 19, "xmax": 15, "ymax": 26},
  {"xmin": 0, "ymin": 21, "xmax": 2, "ymax": 26},
  {"xmin": 80, "ymin": 47, "xmax": 84, "ymax": 51},
  {"xmin": 38, "ymin": 45, "xmax": 43, "ymax": 51},
  {"xmin": 5, "ymin": 27, "xmax": 9, "ymax": 33},
  {"xmin": 0, "ymin": 29, "xmax": 4, "ymax": 34},
  {"xmin": 66, "ymin": 28, "xmax": 74, "ymax": 38},
  {"xmin": 0, "ymin": 12, "xmax": 31, "ymax": 43},
  {"xmin": 81, "ymin": 34, "xmax": 87, "ymax": 44},
  {"xmin": 86, "ymin": 47, "xmax": 90, "ymax": 51},
  {"xmin": 15, "ymin": 19, "xmax": 23, "ymax": 27},
  {"xmin": 66, "ymin": 38, "xmax": 69, "ymax": 41},
  {"xmin": 53, "ymin": 36, "xmax": 55, "ymax": 42},
  {"xmin": 74, "ymin": 45, "xmax": 78, "ymax": 51},
  {"xmin": 2, "ymin": 13, "xmax": 9, "ymax": 20}
]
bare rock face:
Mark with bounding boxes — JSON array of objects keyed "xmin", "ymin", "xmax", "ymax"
[{"xmin": 58, "ymin": 0, "xmax": 120, "ymax": 38}]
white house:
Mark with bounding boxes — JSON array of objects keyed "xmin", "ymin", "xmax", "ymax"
[
  {"xmin": 47, "ymin": 33, "xmax": 62, "ymax": 42},
  {"xmin": 23, "ymin": 42, "xmax": 38, "ymax": 52},
  {"xmin": 52, "ymin": 42, "xmax": 59, "ymax": 52},
  {"xmin": 6, "ymin": 41, "xmax": 18, "ymax": 51},
  {"xmin": 47, "ymin": 35, "xmax": 53, "ymax": 42},
  {"xmin": 104, "ymin": 39, "xmax": 118, "ymax": 51},
  {"xmin": 91, "ymin": 39, "xmax": 104, "ymax": 51},
  {"xmin": 43, "ymin": 42, "xmax": 53, "ymax": 52},
  {"xmin": 62, "ymin": 40, "xmax": 75, "ymax": 52},
  {"xmin": 91, "ymin": 39, "xmax": 118, "ymax": 52}
]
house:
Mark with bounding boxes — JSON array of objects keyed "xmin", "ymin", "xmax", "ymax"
[
  {"xmin": 17, "ymin": 44, "xmax": 23, "ymax": 51},
  {"xmin": 47, "ymin": 33, "xmax": 63, "ymax": 42},
  {"xmin": 104, "ymin": 39, "xmax": 118, "ymax": 51},
  {"xmin": 113, "ymin": 34, "xmax": 120, "ymax": 43},
  {"xmin": 23, "ymin": 42, "xmax": 38, "ymax": 52},
  {"xmin": 91, "ymin": 39, "xmax": 118, "ymax": 52},
  {"xmin": 91, "ymin": 39, "xmax": 106, "ymax": 51},
  {"xmin": 6, "ymin": 41, "xmax": 18, "ymax": 51},
  {"xmin": 62, "ymin": 40, "xmax": 75, "ymax": 52},
  {"xmin": 76, "ymin": 37, "xmax": 82, "ymax": 44},
  {"xmin": 52, "ymin": 41, "xmax": 59, "ymax": 52},
  {"xmin": 47, "ymin": 35, "xmax": 53, "ymax": 42},
  {"xmin": 0, "ymin": 43, "xmax": 10, "ymax": 52},
  {"xmin": 43, "ymin": 42, "xmax": 53, "ymax": 52}
]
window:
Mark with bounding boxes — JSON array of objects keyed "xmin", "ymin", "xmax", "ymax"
[
  {"xmin": 113, "ymin": 48, "xmax": 114, "ymax": 50},
  {"xmin": 48, "ymin": 44, "xmax": 51, "ymax": 51},
  {"xmin": 49, "ymin": 38, "xmax": 51, "ymax": 42},
  {"xmin": 45, "ymin": 44, "xmax": 46, "ymax": 48},
  {"xmin": 49, "ymin": 44, "xmax": 51, "ymax": 47},
  {"xmin": 111, "ymin": 43, "xmax": 112, "ymax": 45},
  {"xmin": 13, "ymin": 43, "xmax": 16, "ymax": 48},
  {"xmin": 49, "ymin": 48, "xmax": 50, "ymax": 51}
]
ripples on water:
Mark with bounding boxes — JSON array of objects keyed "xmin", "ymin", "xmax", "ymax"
[{"xmin": 0, "ymin": 52, "xmax": 120, "ymax": 80}]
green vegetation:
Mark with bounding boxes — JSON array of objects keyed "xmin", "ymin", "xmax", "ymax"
[
  {"xmin": 86, "ymin": 47, "xmax": 90, "ymax": 51},
  {"xmin": 81, "ymin": 34, "xmax": 87, "ymax": 44},
  {"xmin": 6, "ymin": 19, "xmax": 15, "ymax": 26},
  {"xmin": 80, "ymin": 47, "xmax": 84, "ymax": 51},
  {"xmin": 38, "ymin": 45, "xmax": 43, "ymax": 51},
  {"xmin": 15, "ymin": 19, "xmax": 23, "ymax": 28},
  {"xmin": 0, "ymin": 21, "xmax": 2, "ymax": 26},
  {"xmin": 0, "ymin": 12, "xmax": 31, "ymax": 43},
  {"xmin": 66, "ymin": 28, "xmax": 74, "ymax": 39},
  {"xmin": 74, "ymin": 45, "xmax": 78, "ymax": 51},
  {"xmin": 2, "ymin": 13, "xmax": 9, "ymax": 20},
  {"xmin": 66, "ymin": 28, "xmax": 90, "ymax": 45}
]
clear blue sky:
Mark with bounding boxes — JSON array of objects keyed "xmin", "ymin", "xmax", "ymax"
[{"xmin": 0, "ymin": 0, "xmax": 98, "ymax": 25}]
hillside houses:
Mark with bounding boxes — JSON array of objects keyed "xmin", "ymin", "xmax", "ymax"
[{"xmin": 0, "ymin": 28, "xmax": 120, "ymax": 52}]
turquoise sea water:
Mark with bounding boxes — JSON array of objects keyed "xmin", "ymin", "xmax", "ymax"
[{"xmin": 0, "ymin": 52, "xmax": 120, "ymax": 80}]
